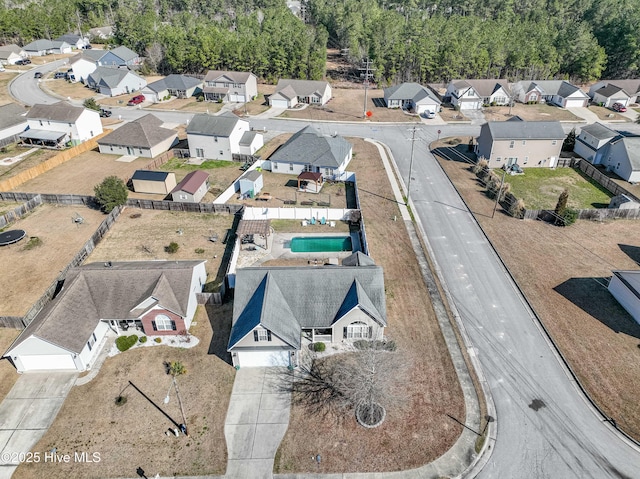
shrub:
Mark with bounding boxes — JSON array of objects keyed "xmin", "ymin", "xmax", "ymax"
[
  {"xmin": 23, "ymin": 236, "xmax": 42, "ymax": 250},
  {"xmin": 94, "ymin": 176, "xmax": 128, "ymax": 213},
  {"xmin": 354, "ymin": 339, "xmax": 397, "ymax": 351},
  {"xmin": 508, "ymin": 197, "xmax": 526, "ymax": 219},
  {"xmin": 194, "ymin": 248, "xmax": 205, "ymax": 254},
  {"xmin": 557, "ymin": 208, "xmax": 578, "ymax": 227},
  {"xmin": 115, "ymin": 395, "xmax": 127, "ymax": 406},
  {"xmin": 154, "ymin": 337, "xmax": 162, "ymax": 343},
  {"xmin": 165, "ymin": 242, "xmax": 179, "ymax": 254},
  {"xmin": 313, "ymin": 342, "xmax": 326, "ymax": 352},
  {"xmin": 139, "ymin": 336, "xmax": 147, "ymax": 343},
  {"xmin": 116, "ymin": 335, "xmax": 139, "ymax": 352}
]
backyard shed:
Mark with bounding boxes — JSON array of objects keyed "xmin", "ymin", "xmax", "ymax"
[
  {"xmin": 131, "ymin": 170, "xmax": 177, "ymax": 195},
  {"xmin": 608, "ymin": 270, "xmax": 640, "ymax": 325},
  {"xmin": 171, "ymin": 170, "xmax": 210, "ymax": 203},
  {"xmin": 237, "ymin": 170, "xmax": 263, "ymax": 196}
]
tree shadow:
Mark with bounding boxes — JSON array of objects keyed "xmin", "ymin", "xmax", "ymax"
[
  {"xmin": 553, "ymin": 277, "xmax": 640, "ymax": 339},
  {"xmin": 618, "ymin": 244, "xmax": 640, "ymax": 265},
  {"xmin": 206, "ymin": 302, "xmax": 233, "ymax": 365}
]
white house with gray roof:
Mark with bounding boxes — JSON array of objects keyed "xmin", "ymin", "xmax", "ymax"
[
  {"xmin": 268, "ymin": 125, "xmax": 352, "ymax": 179},
  {"xmin": 203, "ymin": 70, "xmax": 258, "ymax": 103},
  {"xmin": 475, "ymin": 117, "xmax": 565, "ymax": 168},
  {"xmin": 3, "ymin": 261, "xmax": 207, "ymax": 372},
  {"xmin": 512, "ymin": 80, "xmax": 588, "ymax": 108},
  {"xmin": 97, "ymin": 45, "xmax": 141, "ymax": 67},
  {"xmin": 269, "ymin": 79, "xmax": 332, "ymax": 108},
  {"xmin": 98, "ymin": 114, "xmax": 177, "ymax": 158},
  {"xmin": 228, "ymin": 253, "xmax": 386, "ymax": 368},
  {"xmin": 0, "ymin": 44, "xmax": 26, "ymax": 65},
  {"xmin": 69, "ymin": 50, "xmax": 105, "ymax": 82},
  {"xmin": 574, "ymin": 123, "xmax": 619, "ymax": 165},
  {"xmin": 600, "ymin": 137, "xmax": 640, "ymax": 183},
  {"xmin": 186, "ymin": 111, "xmax": 249, "ymax": 160},
  {"xmin": 0, "ymin": 103, "xmax": 27, "ymax": 145},
  {"xmin": 239, "ymin": 130, "xmax": 263, "ymax": 155},
  {"xmin": 21, "ymin": 101, "xmax": 102, "ymax": 147},
  {"xmin": 86, "ymin": 66, "xmax": 146, "ymax": 96},
  {"xmin": 141, "ymin": 74, "xmax": 203, "ymax": 103},
  {"xmin": 55, "ymin": 34, "xmax": 89, "ymax": 50},
  {"xmin": 383, "ymin": 82, "xmax": 441, "ymax": 115},
  {"xmin": 589, "ymin": 80, "xmax": 640, "ymax": 106},
  {"xmin": 445, "ymin": 79, "xmax": 511, "ymax": 109}
]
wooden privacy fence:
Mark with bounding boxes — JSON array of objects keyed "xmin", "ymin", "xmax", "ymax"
[
  {"xmin": 196, "ymin": 292, "xmax": 222, "ymax": 305},
  {"xmin": 577, "ymin": 160, "xmax": 640, "ymax": 202},
  {"xmin": 0, "ymin": 130, "xmax": 111, "ymax": 192},
  {"xmin": 0, "ymin": 194, "xmax": 42, "ymax": 229},
  {"xmin": 126, "ymin": 198, "xmax": 243, "ymax": 214},
  {"xmin": 524, "ymin": 208, "xmax": 640, "ymax": 221},
  {"xmin": 0, "ymin": 316, "xmax": 26, "ymax": 329}
]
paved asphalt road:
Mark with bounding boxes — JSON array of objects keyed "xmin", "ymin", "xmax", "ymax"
[{"xmin": 9, "ymin": 77, "xmax": 640, "ymax": 477}]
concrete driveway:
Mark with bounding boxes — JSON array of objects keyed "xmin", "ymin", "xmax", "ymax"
[
  {"xmin": 0, "ymin": 371, "xmax": 77, "ymax": 478},
  {"xmin": 224, "ymin": 368, "xmax": 290, "ymax": 479}
]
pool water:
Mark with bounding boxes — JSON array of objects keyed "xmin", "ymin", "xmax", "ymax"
[{"xmin": 290, "ymin": 236, "xmax": 352, "ymax": 253}]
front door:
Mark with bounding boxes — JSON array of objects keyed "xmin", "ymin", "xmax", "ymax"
[{"xmin": 127, "ymin": 147, "xmax": 133, "ymax": 155}]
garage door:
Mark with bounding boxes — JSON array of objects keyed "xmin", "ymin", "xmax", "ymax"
[
  {"xmin": 564, "ymin": 98, "xmax": 586, "ymax": 108},
  {"xmin": 19, "ymin": 354, "xmax": 76, "ymax": 371},
  {"xmin": 270, "ymin": 99, "xmax": 289, "ymax": 109},
  {"xmin": 237, "ymin": 350, "xmax": 290, "ymax": 368},
  {"xmin": 229, "ymin": 94, "xmax": 246, "ymax": 103}
]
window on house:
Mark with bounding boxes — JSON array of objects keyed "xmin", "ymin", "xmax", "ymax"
[
  {"xmin": 522, "ymin": 140, "xmax": 526, "ymax": 146},
  {"xmin": 68, "ymin": 123, "xmax": 72, "ymax": 127},
  {"xmin": 87, "ymin": 332, "xmax": 96, "ymax": 351},
  {"xmin": 154, "ymin": 314, "xmax": 174, "ymax": 331},
  {"xmin": 524, "ymin": 156, "xmax": 529, "ymax": 164},
  {"xmin": 180, "ymin": 194, "xmax": 187, "ymax": 199},
  {"xmin": 110, "ymin": 145, "xmax": 113, "ymax": 151},
  {"xmin": 509, "ymin": 140, "xmax": 515, "ymax": 149},
  {"xmin": 552, "ymin": 140, "xmax": 557, "ymax": 146},
  {"xmin": 273, "ymin": 162, "xmax": 278, "ymax": 170},
  {"xmin": 139, "ymin": 148, "xmax": 143, "ymax": 154},
  {"xmin": 496, "ymin": 157, "xmax": 502, "ymax": 162},
  {"xmin": 346, "ymin": 322, "xmax": 371, "ymax": 340},
  {"xmin": 303, "ymin": 164, "xmax": 313, "ymax": 172},
  {"xmin": 214, "ymin": 137, "xmax": 218, "ymax": 142},
  {"xmin": 196, "ymin": 148, "xmax": 204, "ymax": 157},
  {"xmin": 219, "ymin": 150, "xmax": 223, "ymax": 156},
  {"xmin": 254, "ymin": 329, "xmax": 271, "ymax": 342},
  {"xmin": 39, "ymin": 120, "xmax": 43, "ymax": 126},
  {"xmin": 289, "ymin": 163, "xmax": 294, "ymax": 171},
  {"xmin": 617, "ymin": 162, "xmax": 620, "ymax": 169}
]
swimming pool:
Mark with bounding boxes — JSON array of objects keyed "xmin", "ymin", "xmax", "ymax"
[{"xmin": 290, "ymin": 236, "xmax": 352, "ymax": 253}]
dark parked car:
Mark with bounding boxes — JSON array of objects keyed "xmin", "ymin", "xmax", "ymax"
[
  {"xmin": 34, "ymin": 72, "xmax": 42, "ymax": 79},
  {"xmin": 99, "ymin": 109, "xmax": 112, "ymax": 118},
  {"xmin": 16, "ymin": 58, "xmax": 31, "ymax": 65},
  {"xmin": 612, "ymin": 102, "xmax": 627, "ymax": 113},
  {"xmin": 53, "ymin": 72, "xmax": 66, "ymax": 79},
  {"xmin": 127, "ymin": 94, "xmax": 145, "ymax": 106}
]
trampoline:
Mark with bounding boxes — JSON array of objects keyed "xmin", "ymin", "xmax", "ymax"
[{"xmin": 0, "ymin": 229, "xmax": 26, "ymax": 246}]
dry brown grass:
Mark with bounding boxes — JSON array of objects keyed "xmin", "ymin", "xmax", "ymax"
[
  {"xmin": 14, "ymin": 306, "xmax": 236, "ymax": 479},
  {"xmin": 274, "ymin": 138, "xmax": 464, "ymax": 474},
  {"xmin": 483, "ymin": 103, "xmax": 582, "ymax": 122},
  {"xmin": 147, "ymin": 98, "xmax": 222, "ymax": 113},
  {"xmin": 588, "ymin": 105, "xmax": 630, "ymax": 122},
  {"xmin": 41, "ymin": 79, "xmax": 97, "ymax": 100},
  {"xmin": 0, "ymin": 146, "xmax": 58, "ymax": 181},
  {"xmin": 0, "ymin": 204, "xmax": 108, "ymax": 316},
  {"xmin": 0, "ymin": 72, "xmax": 19, "ymax": 105},
  {"xmin": 437, "ymin": 149, "xmax": 640, "ymax": 440},
  {"xmin": 0, "ymin": 328, "xmax": 21, "ymax": 402}
]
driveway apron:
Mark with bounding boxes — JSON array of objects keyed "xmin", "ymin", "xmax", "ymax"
[
  {"xmin": 224, "ymin": 368, "xmax": 291, "ymax": 479},
  {"xmin": 0, "ymin": 371, "xmax": 77, "ymax": 479}
]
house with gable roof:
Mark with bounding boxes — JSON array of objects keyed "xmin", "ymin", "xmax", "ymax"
[
  {"xmin": 589, "ymin": 80, "xmax": 640, "ymax": 107},
  {"xmin": 55, "ymin": 34, "xmax": 89, "ymax": 50},
  {"xmin": 97, "ymin": 114, "xmax": 177, "ymax": 158},
  {"xmin": 69, "ymin": 49, "xmax": 105, "ymax": 82},
  {"xmin": 269, "ymin": 79, "xmax": 332, "ymax": 108},
  {"xmin": 203, "ymin": 70, "xmax": 258, "ymax": 103},
  {"xmin": 0, "ymin": 44, "xmax": 26, "ymax": 65},
  {"xmin": 600, "ymin": 137, "xmax": 640, "ymax": 183},
  {"xmin": 86, "ymin": 66, "xmax": 147, "ymax": 96},
  {"xmin": 574, "ymin": 123, "xmax": 619, "ymax": 165},
  {"xmin": 445, "ymin": 79, "xmax": 511, "ymax": 109},
  {"xmin": 23, "ymin": 39, "xmax": 71, "ymax": 56},
  {"xmin": 383, "ymin": 82, "xmax": 441, "ymax": 115},
  {"xmin": 228, "ymin": 252, "xmax": 386, "ymax": 368},
  {"xmin": 97, "ymin": 45, "xmax": 141, "ymax": 67},
  {"xmin": 21, "ymin": 101, "xmax": 102, "ymax": 147},
  {"xmin": 3, "ymin": 260, "xmax": 207, "ymax": 372},
  {"xmin": 171, "ymin": 170, "xmax": 210, "ymax": 202},
  {"xmin": 186, "ymin": 111, "xmax": 250, "ymax": 160},
  {"xmin": 267, "ymin": 125, "xmax": 352, "ymax": 179},
  {"xmin": 0, "ymin": 103, "xmax": 27, "ymax": 145},
  {"xmin": 141, "ymin": 74, "xmax": 203, "ymax": 102},
  {"xmin": 512, "ymin": 80, "xmax": 589, "ymax": 108}
]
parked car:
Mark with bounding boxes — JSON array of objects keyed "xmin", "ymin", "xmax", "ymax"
[
  {"xmin": 34, "ymin": 72, "xmax": 42, "ymax": 79},
  {"xmin": 15, "ymin": 58, "xmax": 31, "ymax": 65},
  {"xmin": 612, "ymin": 102, "xmax": 627, "ymax": 113},
  {"xmin": 53, "ymin": 72, "xmax": 66, "ymax": 79},
  {"xmin": 99, "ymin": 108, "xmax": 112, "ymax": 118},
  {"xmin": 127, "ymin": 94, "xmax": 145, "ymax": 106},
  {"xmin": 81, "ymin": 44, "xmax": 92, "ymax": 49},
  {"xmin": 423, "ymin": 110, "xmax": 436, "ymax": 119}
]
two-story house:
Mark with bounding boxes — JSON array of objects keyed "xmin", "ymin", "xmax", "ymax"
[
  {"xmin": 20, "ymin": 101, "xmax": 102, "ymax": 148},
  {"xmin": 573, "ymin": 123, "xmax": 619, "ymax": 165},
  {"xmin": 203, "ymin": 71, "xmax": 258, "ymax": 103},
  {"xmin": 186, "ymin": 112, "xmax": 250, "ymax": 160},
  {"xmin": 475, "ymin": 117, "xmax": 565, "ymax": 168}
]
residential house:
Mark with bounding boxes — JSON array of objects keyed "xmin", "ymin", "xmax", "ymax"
[
  {"xmin": 383, "ymin": 82, "xmax": 441, "ymax": 115},
  {"xmin": 608, "ymin": 271, "xmax": 640, "ymax": 326},
  {"xmin": 267, "ymin": 125, "xmax": 352, "ymax": 179},
  {"xmin": 445, "ymin": 79, "xmax": 510, "ymax": 109},
  {"xmin": 203, "ymin": 70, "xmax": 258, "ymax": 103},
  {"xmin": 23, "ymin": 39, "xmax": 56, "ymax": 56},
  {"xmin": 97, "ymin": 114, "xmax": 177, "ymax": 158},
  {"xmin": 55, "ymin": 34, "xmax": 89, "ymax": 50},
  {"xmin": 97, "ymin": 46, "xmax": 141, "ymax": 67},
  {"xmin": 21, "ymin": 101, "xmax": 102, "ymax": 147},
  {"xmin": 227, "ymin": 252, "xmax": 386, "ymax": 368},
  {"xmin": 574, "ymin": 123, "xmax": 619, "ymax": 164},
  {"xmin": 590, "ymin": 85, "xmax": 632, "ymax": 108},
  {"xmin": 599, "ymin": 137, "xmax": 640, "ymax": 183},
  {"xmin": 475, "ymin": 117, "xmax": 565, "ymax": 168},
  {"xmin": 88, "ymin": 26, "xmax": 114, "ymax": 40},
  {"xmin": 131, "ymin": 170, "xmax": 177, "ymax": 195},
  {"xmin": 238, "ymin": 130, "xmax": 264, "ymax": 155},
  {"xmin": 86, "ymin": 66, "xmax": 147, "ymax": 96},
  {"xmin": 589, "ymin": 80, "xmax": 640, "ymax": 106},
  {"xmin": 512, "ymin": 80, "xmax": 589, "ymax": 108},
  {"xmin": 171, "ymin": 170, "xmax": 210, "ymax": 203},
  {"xmin": 141, "ymin": 74, "xmax": 203, "ymax": 103},
  {"xmin": 0, "ymin": 103, "xmax": 27, "ymax": 145},
  {"xmin": 3, "ymin": 261, "xmax": 207, "ymax": 372},
  {"xmin": 269, "ymin": 79, "xmax": 332, "ymax": 108},
  {"xmin": 51, "ymin": 41, "xmax": 72, "ymax": 55},
  {"xmin": 237, "ymin": 170, "xmax": 263, "ymax": 196},
  {"xmin": 186, "ymin": 111, "xmax": 249, "ymax": 160},
  {"xmin": 69, "ymin": 50, "xmax": 104, "ymax": 82},
  {"xmin": 0, "ymin": 44, "xmax": 26, "ymax": 65}
]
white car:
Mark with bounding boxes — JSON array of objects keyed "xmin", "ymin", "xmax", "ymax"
[{"xmin": 423, "ymin": 110, "xmax": 436, "ymax": 119}]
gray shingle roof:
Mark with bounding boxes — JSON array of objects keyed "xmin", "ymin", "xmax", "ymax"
[
  {"xmin": 579, "ymin": 123, "xmax": 618, "ymax": 141},
  {"xmin": 269, "ymin": 125, "xmax": 351, "ymax": 169},
  {"xmin": 88, "ymin": 66, "xmax": 132, "ymax": 88},
  {"xmin": 23, "ymin": 39, "xmax": 54, "ymax": 51},
  {"xmin": 146, "ymin": 74, "xmax": 202, "ymax": 93},
  {"xmin": 486, "ymin": 120, "xmax": 565, "ymax": 140},
  {"xmin": 0, "ymin": 44, "xmax": 23, "ymax": 55},
  {"xmin": 26, "ymin": 101, "xmax": 86, "ymax": 122},
  {"xmin": 612, "ymin": 137, "xmax": 640, "ymax": 171},
  {"xmin": 602, "ymin": 80, "xmax": 640, "ymax": 96},
  {"xmin": 98, "ymin": 114, "xmax": 176, "ymax": 149},
  {"xmin": 55, "ymin": 34, "xmax": 84, "ymax": 44},
  {"xmin": 0, "ymin": 103, "xmax": 27, "ymax": 130},
  {"xmin": 70, "ymin": 49, "xmax": 105, "ymax": 64},
  {"xmin": 531, "ymin": 80, "xmax": 588, "ymax": 98},
  {"xmin": 241, "ymin": 169, "xmax": 262, "ymax": 181},
  {"xmin": 274, "ymin": 79, "xmax": 330, "ymax": 98},
  {"xmin": 384, "ymin": 82, "xmax": 440, "ymax": 104},
  {"xmin": 5, "ymin": 261, "xmax": 205, "ymax": 355},
  {"xmin": 187, "ymin": 111, "xmax": 242, "ymax": 137},
  {"xmin": 342, "ymin": 251, "xmax": 376, "ymax": 266},
  {"xmin": 239, "ymin": 130, "xmax": 258, "ymax": 146},
  {"xmin": 109, "ymin": 46, "xmax": 138, "ymax": 62},
  {"xmin": 595, "ymin": 85, "xmax": 628, "ymax": 98},
  {"xmin": 204, "ymin": 70, "xmax": 253, "ymax": 83},
  {"xmin": 229, "ymin": 263, "xmax": 386, "ymax": 350}
]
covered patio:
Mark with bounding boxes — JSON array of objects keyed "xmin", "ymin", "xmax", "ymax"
[
  {"xmin": 237, "ymin": 219, "xmax": 271, "ymax": 251},
  {"xmin": 297, "ymin": 171, "xmax": 323, "ymax": 193},
  {"xmin": 19, "ymin": 129, "xmax": 68, "ymax": 149}
]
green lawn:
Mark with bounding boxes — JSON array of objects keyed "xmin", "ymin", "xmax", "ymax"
[{"xmin": 503, "ymin": 167, "xmax": 614, "ymax": 210}]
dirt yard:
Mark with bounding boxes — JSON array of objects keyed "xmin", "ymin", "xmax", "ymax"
[
  {"xmin": 0, "ymin": 203, "xmax": 108, "ymax": 316},
  {"xmin": 13, "ymin": 150, "xmax": 152, "ymax": 195},
  {"xmin": 436, "ymin": 148, "xmax": 640, "ymax": 441},
  {"xmin": 588, "ymin": 105, "xmax": 629, "ymax": 122},
  {"xmin": 0, "ymin": 328, "xmax": 21, "ymax": 402},
  {"xmin": 87, "ymin": 209, "xmax": 234, "ymax": 290},
  {"xmin": 0, "ymin": 146, "xmax": 59, "ymax": 182},
  {"xmin": 14, "ymin": 306, "xmax": 236, "ymax": 479},
  {"xmin": 483, "ymin": 103, "xmax": 582, "ymax": 122},
  {"xmin": 274, "ymin": 138, "xmax": 465, "ymax": 474},
  {"xmin": 40, "ymin": 78, "xmax": 97, "ymax": 100},
  {"xmin": 0, "ymin": 72, "xmax": 19, "ymax": 105}
]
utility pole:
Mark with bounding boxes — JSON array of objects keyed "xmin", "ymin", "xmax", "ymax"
[
  {"xmin": 492, "ymin": 167, "xmax": 508, "ymax": 218},
  {"xmin": 407, "ymin": 127, "xmax": 421, "ymax": 204},
  {"xmin": 358, "ymin": 58, "xmax": 375, "ymax": 118}
]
